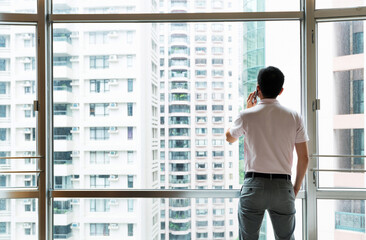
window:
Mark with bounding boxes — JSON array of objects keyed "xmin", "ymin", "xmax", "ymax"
[
  {"xmin": 128, "ymin": 223, "xmax": 133, "ymax": 236},
  {"xmin": 127, "ymin": 79, "xmax": 133, "ymax": 92},
  {"xmin": 0, "ymin": 36, "xmax": 6, "ymax": 47},
  {"xmin": 90, "ymin": 223, "xmax": 110, "ymax": 236},
  {"xmin": 353, "ymin": 32, "xmax": 364, "ymax": 54},
  {"xmin": 90, "ymin": 151, "xmax": 110, "ymax": 164},
  {"xmin": 90, "ymin": 127, "xmax": 109, "ymax": 140},
  {"xmin": 127, "ymin": 127, "xmax": 133, "ymax": 140},
  {"xmin": 90, "ymin": 199, "xmax": 110, "ymax": 212},
  {"xmin": 0, "ymin": 106, "xmax": 6, "ymax": 118},
  {"xmin": 127, "ymin": 55, "xmax": 133, "ymax": 67},
  {"xmin": 90, "ymin": 103, "xmax": 109, "ymax": 116},
  {"xmin": 196, "ymin": 105, "xmax": 207, "ymax": 111},
  {"xmin": 89, "ymin": 31, "xmax": 108, "ymax": 45},
  {"xmin": 195, "ymin": 35, "xmax": 207, "ymax": 42},
  {"xmin": 127, "ymin": 151, "xmax": 134, "ymax": 163},
  {"xmin": 0, "ymin": 59, "xmax": 7, "ymax": 71},
  {"xmin": 127, "ymin": 175, "xmax": 134, "ymax": 188},
  {"xmin": 212, "ymin": 105, "xmax": 224, "ymax": 111},
  {"xmin": 0, "ymin": 83, "xmax": 6, "ymax": 95},
  {"xmin": 90, "ymin": 175, "xmax": 110, "ymax": 188},
  {"xmin": 196, "ymin": 116, "xmax": 207, "ymax": 123},
  {"xmin": 196, "ymin": 128, "xmax": 207, "ymax": 134},
  {"xmin": 127, "ymin": 199, "xmax": 134, "ymax": 212},
  {"xmin": 127, "ymin": 103, "xmax": 133, "ymax": 116},
  {"xmin": 90, "ymin": 56, "xmax": 109, "ymax": 69},
  {"xmin": 90, "ymin": 79, "xmax": 110, "ymax": 93}
]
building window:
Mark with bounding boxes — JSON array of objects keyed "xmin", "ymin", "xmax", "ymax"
[
  {"xmin": 127, "ymin": 127, "xmax": 133, "ymax": 140},
  {"xmin": 127, "ymin": 175, "xmax": 133, "ymax": 188},
  {"xmin": 127, "ymin": 151, "xmax": 134, "ymax": 163},
  {"xmin": 0, "ymin": 36, "xmax": 5, "ymax": 47},
  {"xmin": 90, "ymin": 151, "xmax": 110, "ymax": 164},
  {"xmin": 127, "ymin": 55, "xmax": 133, "ymax": 67},
  {"xmin": 90, "ymin": 199, "xmax": 110, "ymax": 212},
  {"xmin": 0, "ymin": 59, "xmax": 6, "ymax": 71},
  {"xmin": 127, "ymin": 199, "xmax": 134, "ymax": 212},
  {"xmin": 353, "ymin": 32, "xmax": 364, "ymax": 54},
  {"xmin": 0, "ymin": 83, "xmax": 6, "ymax": 94},
  {"xmin": 90, "ymin": 79, "xmax": 110, "ymax": 93},
  {"xmin": 0, "ymin": 106, "xmax": 6, "ymax": 118},
  {"xmin": 353, "ymin": 80, "xmax": 364, "ymax": 114},
  {"xmin": 90, "ymin": 56, "xmax": 109, "ymax": 69},
  {"xmin": 90, "ymin": 223, "xmax": 110, "ymax": 236},
  {"xmin": 90, "ymin": 103, "xmax": 109, "ymax": 116},
  {"xmin": 90, "ymin": 127, "xmax": 110, "ymax": 140},
  {"xmin": 128, "ymin": 223, "xmax": 133, "ymax": 236},
  {"xmin": 0, "ymin": 128, "xmax": 6, "ymax": 141},
  {"xmin": 127, "ymin": 79, "xmax": 133, "ymax": 92},
  {"xmin": 127, "ymin": 103, "xmax": 133, "ymax": 116},
  {"xmin": 89, "ymin": 32, "xmax": 108, "ymax": 45},
  {"xmin": 90, "ymin": 175, "xmax": 110, "ymax": 188}
]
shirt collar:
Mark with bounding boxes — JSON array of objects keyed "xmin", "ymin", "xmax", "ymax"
[{"xmin": 258, "ymin": 99, "xmax": 279, "ymax": 105}]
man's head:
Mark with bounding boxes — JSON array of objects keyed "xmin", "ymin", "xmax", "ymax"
[{"xmin": 257, "ymin": 66, "xmax": 284, "ymax": 99}]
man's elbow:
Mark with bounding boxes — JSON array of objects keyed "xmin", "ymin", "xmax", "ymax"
[{"xmin": 225, "ymin": 130, "xmax": 237, "ymax": 143}]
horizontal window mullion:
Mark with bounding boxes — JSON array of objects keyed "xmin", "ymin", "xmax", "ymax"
[
  {"xmin": 0, "ymin": 189, "xmax": 39, "ymax": 198},
  {"xmin": 316, "ymin": 190, "xmax": 366, "ymax": 200},
  {"xmin": 0, "ymin": 13, "xmax": 39, "ymax": 23},
  {"xmin": 50, "ymin": 12, "xmax": 304, "ymax": 23},
  {"xmin": 315, "ymin": 7, "xmax": 366, "ymax": 21},
  {"xmin": 51, "ymin": 189, "xmax": 306, "ymax": 199}
]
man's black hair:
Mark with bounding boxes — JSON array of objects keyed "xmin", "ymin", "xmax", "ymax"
[{"xmin": 257, "ymin": 66, "xmax": 284, "ymax": 98}]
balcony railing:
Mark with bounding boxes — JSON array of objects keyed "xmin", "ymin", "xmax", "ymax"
[{"xmin": 335, "ymin": 211, "xmax": 365, "ymax": 233}]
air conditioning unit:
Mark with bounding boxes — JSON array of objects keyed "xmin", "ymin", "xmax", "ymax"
[
  {"xmin": 108, "ymin": 31, "xmax": 118, "ymax": 38},
  {"xmin": 108, "ymin": 223, "xmax": 119, "ymax": 229},
  {"xmin": 23, "ymin": 223, "xmax": 31, "ymax": 228},
  {"xmin": 71, "ymin": 223, "xmax": 79, "ymax": 228},
  {"xmin": 109, "ymin": 55, "xmax": 118, "ymax": 61},
  {"xmin": 71, "ymin": 199, "xmax": 79, "ymax": 204},
  {"xmin": 70, "ymin": 103, "xmax": 79, "ymax": 109},
  {"xmin": 71, "ymin": 127, "xmax": 79, "ymax": 133},
  {"xmin": 109, "ymin": 79, "xmax": 118, "ymax": 85},
  {"xmin": 71, "ymin": 151, "xmax": 80, "ymax": 157},
  {"xmin": 109, "ymin": 175, "xmax": 119, "ymax": 181},
  {"xmin": 24, "ymin": 128, "xmax": 31, "ymax": 133},
  {"xmin": 109, "ymin": 151, "xmax": 118, "ymax": 157},
  {"xmin": 109, "ymin": 127, "xmax": 118, "ymax": 133},
  {"xmin": 109, "ymin": 103, "xmax": 118, "ymax": 109},
  {"xmin": 109, "ymin": 199, "xmax": 118, "ymax": 205}
]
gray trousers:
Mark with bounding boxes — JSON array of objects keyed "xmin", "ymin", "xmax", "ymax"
[{"xmin": 238, "ymin": 176, "xmax": 296, "ymax": 240}]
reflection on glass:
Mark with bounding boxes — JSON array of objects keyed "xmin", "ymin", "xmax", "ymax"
[
  {"xmin": 0, "ymin": 199, "xmax": 38, "ymax": 239},
  {"xmin": 52, "ymin": 0, "xmax": 299, "ymax": 14},
  {"xmin": 0, "ymin": 0, "xmax": 36, "ymax": 13},
  {"xmin": 318, "ymin": 21, "xmax": 366, "ymax": 188},
  {"xmin": 318, "ymin": 200, "xmax": 365, "ymax": 239},
  {"xmin": 316, "ymin": 0, "xmax": 366, "ymax": 9}
]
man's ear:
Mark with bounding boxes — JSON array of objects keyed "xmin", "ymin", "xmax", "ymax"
[{"xmin": 278, "ymin": 88, "xmax": 284, "ymax": 96}]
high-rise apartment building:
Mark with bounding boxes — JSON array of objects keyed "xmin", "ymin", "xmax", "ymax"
[{"xmin": 158, "ymin": 1, "xmax": 240, "ymax": 239}]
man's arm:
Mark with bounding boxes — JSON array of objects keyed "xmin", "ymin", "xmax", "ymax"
[
  {"xmin": 226, "ymin": 129, "xmax": 238, "ymax": 143},
  {"xmin": 294, "ymin": 141, "xmax": 310, "ymax": 196}
]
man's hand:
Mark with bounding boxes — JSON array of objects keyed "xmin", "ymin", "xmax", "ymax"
[
  {"xmin": 293, "ymin": 142, "xmax": 310, "ymax": 197},
  {"xmin": 246, "ymin": 91, "xmax": 257, "ymax": 109}
]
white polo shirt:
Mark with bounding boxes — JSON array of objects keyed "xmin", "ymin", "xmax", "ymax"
[{"xmin": 229, "ymin": 99, "xmax": 309, "ymax": 175}]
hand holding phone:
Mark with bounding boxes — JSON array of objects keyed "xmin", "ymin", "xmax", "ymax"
[{"xmin": 246, "ymin": 90, "xmax": 258, "ymax": 109}]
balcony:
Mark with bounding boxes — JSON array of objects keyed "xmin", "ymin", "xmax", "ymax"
[{"xmin": 335, "ymin": 211, "xmax": 365, "ymax": 233}]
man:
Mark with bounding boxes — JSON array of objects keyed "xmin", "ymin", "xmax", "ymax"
[{"xmin": 226, "ymin": 66, "xmax": 309, "ymax": 240}]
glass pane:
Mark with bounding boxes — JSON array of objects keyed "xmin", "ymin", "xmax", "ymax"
[
  {"xmin": 0, "ymin": 0, "xmax": 37, "ymax": 13},
  {"xmin": 0, "ymin": 25, "xmax": 38, "ymax": 188},
  {"xmin": 318, "ymin": 200, "xmax": 365, "ymax": 238},
  {"xmin": 52, "ymin": 21, "xmax": 300, "ymax": 190},
  {"xmin": 53, "ymin": 198, "xmax": 302, "ymax": 239},
  {"xmin": 0, "ymin": 199, "xmax": 38, "ymax": 239},
  {"xmin": 52, "ymin": 0, "xmax": 299, "ymax": 14},
  {"xmin": 316, "ymin": 0, "xmax": 366, "ymax": 9},
  {"xmin": 318, "ymin": 21, "xmax": 366, "ymax": 188}
]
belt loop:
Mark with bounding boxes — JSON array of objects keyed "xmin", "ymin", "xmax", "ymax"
[
  {"xmin": 270, "ymin": 174, "xmax": 272, "ymax": 180},
  {"xmin": 252, "ymin": 172, "xmax": 255, "ymax": 178}
]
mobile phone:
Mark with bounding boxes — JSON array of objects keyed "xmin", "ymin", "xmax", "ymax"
[{"xmin": 252, "ymin": 90, "xmax": 258, "ymax": 103}]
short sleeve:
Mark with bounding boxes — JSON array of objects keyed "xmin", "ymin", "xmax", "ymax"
[
  {"xmin": 295, "ymin": 114, "xmax": 309, "ymax": 143},
  {"xmin": 229, "ymin": 113, "xmax": 245, "ymax": 139}
]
